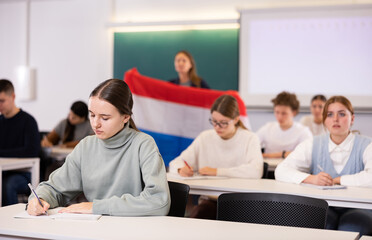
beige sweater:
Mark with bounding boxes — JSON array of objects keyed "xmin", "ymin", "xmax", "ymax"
[{"xmin": 169, "ymin": 128, "xmax": 263, "ymax": 178}]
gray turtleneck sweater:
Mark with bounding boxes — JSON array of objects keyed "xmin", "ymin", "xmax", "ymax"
[{"xmin": 32, "ymin": 125, "xmax": 170, "ymax": 216}]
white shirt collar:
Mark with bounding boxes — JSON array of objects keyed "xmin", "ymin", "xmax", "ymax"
[{"xmin": 328, "ymin": 132, "xmax": 355, "ymax": 153}]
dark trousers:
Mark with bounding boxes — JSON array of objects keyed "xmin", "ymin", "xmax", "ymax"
[
  {"xmin": 189, "ymin": 199, "xmax": 217, "ymax": 220},
  {"xmin": 327, "ymin": 207, "xmax": 372, "ymax": 236},
  {"xmin": 2, "ymin": 171, "xmax": 31, "ymax": 206}
]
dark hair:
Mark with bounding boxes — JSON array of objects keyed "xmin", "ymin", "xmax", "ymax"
[
  {"xmin": 90, "ymin": 79, "xmax": 138, "ymax": 131},
  {"xmin": 322, "ymin": 96, "xmax": 354, "ymax": 124},
  {"xmin": 0, "ymin": 79, "xmax": 14, "ymax": 95},
  {"xmin": 210, "ymin": 95, "xmax": 247, "ymax": 130},
  {"xmin": 175, "ymin": 50, "xmax": 202, "ymax": 88},
  {"xmin": 311, "ymin": 94, "xmax": 327, "ymax": 103},
  {"xmin": 62, "ymin": 101, "xmax": 89, "ymax": 143},
  {"xmin": 271, "ymin": 91, "xmax": 300, "ymax": 114}
]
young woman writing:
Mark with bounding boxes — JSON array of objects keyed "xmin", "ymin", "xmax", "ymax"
[
  {"xmin": 41, "ymin": 101, "xmax": 93, "ymax": 148},
  {"xmin": 169, "ymin": 94, "xmax": 263, "ymax": 219},
  {"xmin": 27, "ymin": 79, "xmax": 170, "ymax": 216},
  {"xmin": 275, "ymin": 96, "xmax": 372, "ymax": 236}
]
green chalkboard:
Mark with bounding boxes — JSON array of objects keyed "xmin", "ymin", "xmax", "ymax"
[{"xmin": 113, "ymin": 29, "xmax": 239, "ymax": 91}]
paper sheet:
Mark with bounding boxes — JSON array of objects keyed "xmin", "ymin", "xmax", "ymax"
[
  {"xmin": 14, "ymin": 207, "xmax": 101, "ymax": 220},
  {"xmin": 300, "ymin": 183, "xmax": 347, "ymax": 190}
]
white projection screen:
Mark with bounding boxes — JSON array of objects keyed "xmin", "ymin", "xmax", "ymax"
[{"xmin": 239, "ymin": 5, "xmax": 372, "ymax": 109}]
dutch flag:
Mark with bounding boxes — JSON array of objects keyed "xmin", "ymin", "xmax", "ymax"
[{"xmin": 125, "ymin": 68, "xmax": 250, "ymax": 166}]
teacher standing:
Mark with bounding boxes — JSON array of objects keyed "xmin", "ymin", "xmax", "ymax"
[{"xmin": 169, "ymin": 50, "xmax": 210, "ymax": 89}]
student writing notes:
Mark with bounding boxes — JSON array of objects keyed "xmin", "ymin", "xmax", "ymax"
[
  {"xmin": 169, "ymin": 95, "xmax": 263, "ymax": 219},
  {"xmin": 275, "ymin": 96, "xmax": 372, "ymax": 236},
  {"xmin": 256, "ymin": 91, "xmax": 312, "ymax": 158},
  {"xmin": 27, "ymin": 79, "xmax": 170, "ymax": 217},
  {"xmin": 41, "ymin": 101, "xmax": 93, "ymax": 148}
]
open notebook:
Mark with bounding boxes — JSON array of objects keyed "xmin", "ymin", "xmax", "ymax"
[
  {"xmin": 300, "ymin": 183, "xmax": 347, "ymax": 190},
  {"xmin": 167, "ymin": 173, "xmax": 227, "ymax": 180},
  {"xmin": 14, "ymin": 207, "xmax": 102, "ymax": 221}
]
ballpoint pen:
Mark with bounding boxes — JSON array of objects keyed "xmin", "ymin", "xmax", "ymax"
[
  {"xmin": 183, "ymin": 160, "xmax": 192, "ymax": 170},
  {"xmin": 317, "ymin": 164, "xmax": 324, "ymax": 172},
  {"xmin": 28, "ymin": 183, "xmax": 48, "ymax": 216}
]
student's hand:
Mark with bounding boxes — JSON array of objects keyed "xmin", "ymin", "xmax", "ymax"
[
  {"xmin": 41, "ymin": 137, "xmax": 53, "ymax": 147},
  {"xmin": 199, "ymin": 167, "xmax": 217, "ymax": 176},
  {"xmin": 58, "ymin": 202, "xmax": 93, "ymax": 214},
  {"xmin": 178, "ymin": 166, "xmax": 194, "ymax": 177},
  {"xmin": 333, "ymin": 176, "xmax": 341, "ymax": 185},
  {"xmin": 303, "ymin": 172, "xmax": 333, "ymax": 186},
  {"xmin": 27, "ymin": 198, "xmax": 50, "ymax": 216}
]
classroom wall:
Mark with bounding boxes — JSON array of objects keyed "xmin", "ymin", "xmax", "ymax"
[{"xmin": 1, "ymin": 0, "xmax": 371, "ymax": 137}]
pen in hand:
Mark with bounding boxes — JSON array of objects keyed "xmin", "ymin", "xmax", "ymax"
[
  {"xmin": 317, "ymin": 164, "xmax": 324, "ymax": 172},
  {"xmin": 28, "ymin": 183, "xmax": 48, "ymax": 216}
]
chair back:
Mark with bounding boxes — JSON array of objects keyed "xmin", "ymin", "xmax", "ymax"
[
  {"xmin": 167, "ymin": 181, "xmax": 190, "ymax": 217},
  {"xmin": 262, "ymin": 162, "xmax": 269, "ymax": 179},
  {"xmin": 217, "ymin": 192, "xmax": 328, "ymax": 229}
]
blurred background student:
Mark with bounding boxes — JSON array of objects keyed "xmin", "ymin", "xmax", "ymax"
[
  {"xmin": 256, "ymin": 91, "xmax": 312, "ymax": 159},
  {"xmin": 169, "ymin": 94, "xmax": 263, "ymax": 219},
  {"xmin": 40, "ymin": 101, "xmax": 93, "ymax": 181},
  {"xmin": 169, "ymin": 50, "xmax": 210, "ymax": 89},
  {"xmin": 0, "ymin": 79, "xmax": 40, "ymax": 206},
  {"xmin": 41, "ymin": 101, "xmax": 93, "ymax": 148},
  {"xmin": 300, "ymin": 94, "xmax": 327, "ymax": 136},
  {"xmin": 275, "ymin": 96, "xmax": 372, "ymax": 236}
]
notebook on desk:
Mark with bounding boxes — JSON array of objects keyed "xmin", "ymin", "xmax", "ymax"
[
  {"xmin": 14, "ymin": 207, "xmax": 102, "ymax": 221},
  {"xmin": 300, "ymin": 183, "xmax": 347, "ymax": 190},
  {"xmin": 168, "ymin": 173, "xmax": 227, "ymax": 180}
]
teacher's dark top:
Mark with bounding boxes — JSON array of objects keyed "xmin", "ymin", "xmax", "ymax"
[{"xmin": 169, "ymin": 78, "xmax": 210, "ymax": 89}]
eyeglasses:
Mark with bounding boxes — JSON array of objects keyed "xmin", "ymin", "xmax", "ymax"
[{"xmin": 209, "ymin": 118, "xmax": 233, "ymax": 128}]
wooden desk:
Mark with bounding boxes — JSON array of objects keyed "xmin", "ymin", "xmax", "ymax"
[
  {"xmin": 264, "ymin": 157, "xmax": 283, "ymax": 171},
  {"xmin": 0, "ymin": 158, "xmax": 40, "ymax": 207},
  {"xmin": 0, "ymin": 204, "xmax": 359, "ymax": 240},
  {"xmin": 168, "ymin": 175, "xmax": 372, "ymax": 210}
]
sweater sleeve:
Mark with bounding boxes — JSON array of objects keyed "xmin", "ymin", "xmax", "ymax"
[
  {"xmin": 217, "ymin": 133, "xmax": 263, "ymax": 179},
  {"xmin": 0, "ymin": 115, "xmax": 40, "ymax": 157},
  {"xmin": 30, "ymin": 144, "xmax": 83, "ymax": 208},
  {"xmin": 92, "ymin": 136, "xmax": 170, "ymax": 216},
  {"xmin": 275, "ymin": 139, "xmax": 313, "ymax": 184}
]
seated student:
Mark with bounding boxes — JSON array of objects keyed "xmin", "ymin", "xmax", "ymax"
[
  {"xmin": 300, "ymin": 94, "xmax": 327, "ymax": 136},
  {"xmin": 256, "ymin": 91, "xmax": 312, "ymax": 158},
  {"xmin": 0, "ymin": 79, "xmax": 40, "ymax": 206},
  {"xmin": 169, "ymin": 50, "xmax": 210, "ymax": 89},
  {"xmin": 169, "ymin": 94, "xmax": 263, "ymax": 219},
  {"xmin": 275, "ymin": 96, "xmax": 372, "ymax": 236},
  {"xmin": 27, "ymin": 79, "xmax": 170, "ymax": 216},
  {"xmin": 41, "ymin": 101, "xmax": 94, "ymax": 148}
]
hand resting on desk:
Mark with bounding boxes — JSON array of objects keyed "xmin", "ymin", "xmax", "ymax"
[{"xmin": 303, "ymin": 172, "xmax": 335, "ymax": 186}]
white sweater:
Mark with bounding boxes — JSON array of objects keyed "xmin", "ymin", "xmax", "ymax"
[
  {"xmin": 256, "ymin": 122, "xmax": 312, "ymax": 153},
  {"xmin": 169, "ymin": 128, "xmax": 263, "ymax": 178}
]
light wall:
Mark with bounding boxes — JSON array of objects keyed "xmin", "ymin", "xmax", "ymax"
[{"xmin": 0, "ymin": 0, "xmax": 371, "ymax": 136}]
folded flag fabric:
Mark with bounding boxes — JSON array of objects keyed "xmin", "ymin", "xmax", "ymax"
[{"xmin": 124, "ymin": 68, "xmax": 250, "ymax": 166}]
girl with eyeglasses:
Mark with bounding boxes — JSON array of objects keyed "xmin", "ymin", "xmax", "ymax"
[
  {"xmin": 275, "ymin": 96, "xmax": 372, "ymax": 236},
  {"xmin": 256, "ymin": 91, "xmax": 312, "ymax": 159},
  {"xmin": 169, "ymin": 94, "xmax": 263, "ymax": 219}
]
